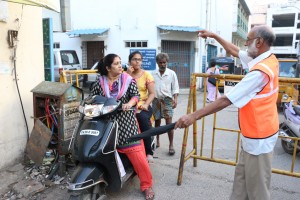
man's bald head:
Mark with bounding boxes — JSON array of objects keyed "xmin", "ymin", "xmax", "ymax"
[{"xmin": 251, "ymin": 25, "xmax": 276, "ymax": 47}]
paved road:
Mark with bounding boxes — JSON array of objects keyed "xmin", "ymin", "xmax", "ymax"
[
  {"xmin": 57, "ymin": 89, "xmax": 300, "ymax": 199},
  {"xmin": 2, "ymin": 89, "xmax": 300, "ymax": 200}
]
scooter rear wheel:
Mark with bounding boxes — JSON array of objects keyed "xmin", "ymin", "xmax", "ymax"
[{"xmin": 281, "ymin": 140, "xmax": 300, "ymax": 155}]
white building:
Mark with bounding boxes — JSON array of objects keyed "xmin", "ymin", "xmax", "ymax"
[
  {"xmin": 232, "ymin": 0, "xmax": 251, "ymax": 64},
  {"xmin": 267, "ymin": 0, "xmax": 300, "ymax": 58},
  {"xmin": 44, "ymin": 0, "xmax": 250, "ymax": 88}
]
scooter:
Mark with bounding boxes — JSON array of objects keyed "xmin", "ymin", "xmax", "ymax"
[
  {"xmin": 67, "ymin": 95, "xmax": 136, "ymax": 200},
  {"xmin": 279, "ymin": 100, "xmax": 300, "ymax": 155}
]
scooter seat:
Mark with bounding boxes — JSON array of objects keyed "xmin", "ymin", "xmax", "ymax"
[{"xmin": 293, "ymin": 105, "xmax": 300, "ymax": 115}]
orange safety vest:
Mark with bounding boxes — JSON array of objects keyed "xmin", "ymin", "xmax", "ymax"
[{"xmin": 239, "ymin": 54, "xmax": 279, "ymax": 139}]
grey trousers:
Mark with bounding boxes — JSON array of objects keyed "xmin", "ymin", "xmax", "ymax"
[{"xmin": 230, "ymin": 149, "xmax": 273, "ymax": 200}]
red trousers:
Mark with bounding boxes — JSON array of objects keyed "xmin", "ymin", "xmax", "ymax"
[{"xmin": 118, "ymin": 142, "xmax": 153, "ymax": 191}]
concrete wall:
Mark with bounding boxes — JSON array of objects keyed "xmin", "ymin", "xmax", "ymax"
[{"xmin": 0, "ymin": 2, "xmax": 44, "ymax": 169}]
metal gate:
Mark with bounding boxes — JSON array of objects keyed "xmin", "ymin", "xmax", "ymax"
[
  {"xmin": 177, "ymin": 73, "xmax": 300, "ymax": 187},
  {"xmin": 161, "ymin": 40, "xmax": 195, "ymax": 88}
]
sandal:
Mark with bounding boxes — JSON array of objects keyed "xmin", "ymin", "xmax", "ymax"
[
  {"xmin": 169, "ymin": 147, "xmax": 175, "ymax": 155},
  {"xmin": 144, "ymin": 187, "xmax": 155, "ymax": 200},
  {"xmin": 147, "ymin": 155, "xmax": 154, "ymax": 163}
]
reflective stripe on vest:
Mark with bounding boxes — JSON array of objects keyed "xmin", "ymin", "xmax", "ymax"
[
  {"xmin": 253, "ymin": 63, "xmax": 278, "ymax": 99},
  {"xmin": 239, "ymin": 55, "xmax": 279, "ymax": 139}
]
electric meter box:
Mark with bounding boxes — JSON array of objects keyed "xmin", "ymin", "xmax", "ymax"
[{"xmin": 31, "ymin": 81, "xmax": 83, "ymax": 155}]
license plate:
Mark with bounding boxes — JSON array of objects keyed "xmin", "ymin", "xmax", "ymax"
[{"xmin": 80, "ymin": 129, "xmax": 100, "ymax": 136}]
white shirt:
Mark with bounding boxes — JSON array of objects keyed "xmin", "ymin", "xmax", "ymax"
[
  {"xmin": 226, "ymin": 50, "xmax": 278, "ymax": 155},
  {"xmin": 152, "ymin": 68, "xmax": 179, "ymax": 99}
]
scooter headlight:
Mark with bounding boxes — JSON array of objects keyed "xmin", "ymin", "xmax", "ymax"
[
  {"xmin": 282, "ymin": 94, "xmax": 289, "ymax": 100},
  {"xmin": 102, "ymin": 105, "xmax": 119, "ymax": 115},
  {"xmin": 79, "ymin": 104, "xmax": 104, "ymax": 117}
]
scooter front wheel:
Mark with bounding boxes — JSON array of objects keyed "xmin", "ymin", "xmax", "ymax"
[
  {"xmin": 69, "ymin": 184, "xmax": 108, "ymax": 200},
  {"xmin": 69, "ymin": 190, "xmax": 91, "ymax": 200},
  {"xmin": 69, "ymin": 192, "xmax": 107, "ymax": 200},
  {"xmin": 281, "ymin": 140, "xmax": 300, "ymax": 155}
]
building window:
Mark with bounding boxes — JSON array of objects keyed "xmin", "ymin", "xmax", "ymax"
[
  {"xmin": 274, "ymin": 34, "xmax": 293, "ymax": 46},
  {"xmin": 53, "ymin": 42, "xmax": 60, "ymax": 49},
  {"xmin": 272, "ymin": 14, "xmax": 295, "ymax": 27},
  {"xmin": 125, "ymin": 41, "xmax": 148, "ymax": 48}
]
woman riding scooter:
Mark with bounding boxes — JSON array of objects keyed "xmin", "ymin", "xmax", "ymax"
[{"xmin": 90, "ymin": 54, "xmax": 155, "ymax": 200}]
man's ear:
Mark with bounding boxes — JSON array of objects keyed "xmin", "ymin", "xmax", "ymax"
[{"xmin": 256, "ymin": 37, "xmax": 264, "ymax": 48}]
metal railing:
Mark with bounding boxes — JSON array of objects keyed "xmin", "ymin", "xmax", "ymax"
[
  {"xmin": 59, "ymin": 69, "xmax": 97, "ymax": 87},
  {"xmin": 177, "ymin": 73, "xmax": 300, "ymax": 186}
]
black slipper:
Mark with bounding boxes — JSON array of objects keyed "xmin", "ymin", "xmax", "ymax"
[{"xmin": 169, "ymin": 148, "xmax": 175, "ymax": 155}]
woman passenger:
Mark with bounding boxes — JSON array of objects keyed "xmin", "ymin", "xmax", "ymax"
[
  {"xmin": 127, "ymin": 51, "xmax": 156, "ymax": 163},
  {"xmin": 90, "ymin": 54, "xmax": 155, "ymax": 200}
]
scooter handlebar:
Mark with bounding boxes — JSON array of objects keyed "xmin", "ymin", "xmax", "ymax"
[{"xmin": 127, "ymin": 122, "xmax": 176, "ymax": 142}]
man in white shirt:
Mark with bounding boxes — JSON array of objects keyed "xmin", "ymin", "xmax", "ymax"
[
  {"xmin": 152, "ymin": 53, "xmax": 179, "ymax": 155},
  {"xmin": 175, "ymin": 25, "xmax": 279, "ymax": 200}
]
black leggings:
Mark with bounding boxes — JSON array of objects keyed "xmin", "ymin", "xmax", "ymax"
[{"xmin": 136, "ymin": 106, "xmax": 153, "ymax": 156}]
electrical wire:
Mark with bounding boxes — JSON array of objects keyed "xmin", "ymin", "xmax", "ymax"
[
  {"xmin": 12, "ymin": 5, "xmax": 30, "ymax": 140},
  {"xmin": 13, "ymin": 47, "xmax": 30, "ymax": 140}
]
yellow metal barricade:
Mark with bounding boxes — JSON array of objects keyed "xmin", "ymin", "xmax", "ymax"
[
  {"xmin": 59, "ymin": 69, "xmax": 98, "ymax": 87},
  {"xmin": 177, "ymin": 73, "xmax": 300, "ymax": 186}
]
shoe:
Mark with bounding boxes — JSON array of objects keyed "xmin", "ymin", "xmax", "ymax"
[
  {"xmin": 169, "ymin": 147, "xmax": 175, "ymax": 155},
  {"xmin": 147, "ymin": 155, "xmax": 154, "ymax": 163},
  {"xmin": 144, "ymin": 187, "xmax": 155, "ymax": 200},
  {"xmin": 206, "ymin": 98, "xmax": 212, "ymax": 103},
  {"xmin": 156, "ymin": 141, "xmax": 160, "ymax": 148}
]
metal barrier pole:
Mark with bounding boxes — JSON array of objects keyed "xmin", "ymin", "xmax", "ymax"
[
  {"xmin": 192, "ymin": 75, "xmax": 198, "ymax": 168},
  {"xmin": 291, "ymin": 139, "xmax": 299, "ymax": 173},
  {"xmin": 200, "ymin": 78, "xmax": 207, "ymax": 157},
  {"xmin": 177, "ymin": 75, "xmax": 196, "ymax": 186}
]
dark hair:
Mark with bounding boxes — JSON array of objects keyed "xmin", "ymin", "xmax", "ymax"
[
  {"xmin": 97, "ymin": 54, "xmax": 120, "ymax": 76},
  {"xmin": 210, "ymin": 61, "xmax": 216, "ymax": 67},
  {"xmin": 156, "ymin": 52, "xmax": 169, "ymax": 62},
  {"xmin": 129, "ymin": 51, "xmax": 143, "ymax": 61}
]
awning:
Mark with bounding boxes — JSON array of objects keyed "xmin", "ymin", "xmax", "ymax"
[
  {"xmin": 66, "ymin": 28, "xmax": 109, "ymax": 37},
  {"xmin": 157, "ymin": 25, "xmax": 203, "ymax": 32},
  {"xmin": 4, "ymin": 0, "xmax": 60, "ymax": 12}
]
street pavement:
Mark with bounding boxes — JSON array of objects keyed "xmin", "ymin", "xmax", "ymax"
[{"xmin": 1, "ymin": 89, "xmax": 300, "ymax": 200}]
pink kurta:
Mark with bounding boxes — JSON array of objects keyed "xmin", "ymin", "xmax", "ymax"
[{"xmin": 206, "ymin": 67, "xmax": 221, "ymax": 102}]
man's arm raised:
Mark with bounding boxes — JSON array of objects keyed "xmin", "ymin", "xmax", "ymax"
[{"xmin": 198, "ymin": 30, "xmax": 240, "ymax": 58}]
